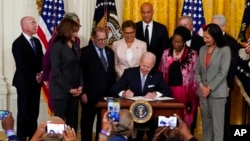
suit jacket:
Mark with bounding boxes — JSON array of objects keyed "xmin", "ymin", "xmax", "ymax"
[
  {"xmin": 190, "ymin": 32, "xmax": 205, "ymax": 53},
  {"xmin": 50, "ymin": 40, "xmax": 83, "ymax": 99},
  {"xmin": 81, "ymin": 43, "xmax": 116, "ymax": 105},
  {"xmin": 223, "ymin": 33, "xmax": 240, "ymax": 90},
  {"xmin": 195, "ymin": 45, "xmax": 231, "ymax": 98},
  {"xmin": 136, "ymin": 21, "xmax": 170, "ymax": 68},
  {"xmin": 12, "ymin": 34, "xmax": 43, "ymax": 88},
  {"xmin": 111, "ymin": 67, "xmax": 172, "ymax": 97},
  {"xmin": 112, "ymin": 38, "xmax": 147, "ymax": 78}
]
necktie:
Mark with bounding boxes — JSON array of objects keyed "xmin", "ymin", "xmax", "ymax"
[
  {"xmin": 30, "ymin": 38, "xmax": 37, "ymax": 56},
  {"xmin": 145, "ymin": 25, "xmax": 149, "ymax": 46},
  {"xmin": 99, "ymin": 48, "xmax": 107, "ymax": 71},
  {"xmin": 141, "ymin": 75, "xmax": 146, "ymax": 91}
]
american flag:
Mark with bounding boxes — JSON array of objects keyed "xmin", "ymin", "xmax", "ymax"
[
  {"xmin": 181, "ymin": 0, "xmax": 206, "ymax": 36},
  {"xmin": 37, "ymin": 0, "xmax": 65, "ymax": 115},
  {"xmin": 37, "ymin": 0, "xmax": 65, "ymax": 51}
]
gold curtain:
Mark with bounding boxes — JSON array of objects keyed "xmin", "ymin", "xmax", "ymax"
[{"xmin": 123, "ymin": 0, "xmax": 245, "ymax": 39}]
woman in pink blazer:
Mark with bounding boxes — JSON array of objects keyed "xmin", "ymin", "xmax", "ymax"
[{"xmin": 112, "ymin": 20, "xmax": 147, "ymax": 78}]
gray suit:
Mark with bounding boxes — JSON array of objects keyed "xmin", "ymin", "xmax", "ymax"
[{"xmin": 195, "ymin": 45, "xmax": 231, "ymax": 141}]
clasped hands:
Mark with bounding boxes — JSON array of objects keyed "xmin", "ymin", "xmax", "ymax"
[
  {"xmin": 122, "ymin": 89, "xmax": 157, "ymax": 99},
  {"xmin": 199, "ymin": 84, "xmax": 211, "ymax": 98},
  {"xmin": 69, "ymin": 87, "xmax": 82, "ymax": 97}
]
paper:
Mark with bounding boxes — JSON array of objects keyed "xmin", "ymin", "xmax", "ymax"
[{"xmin": 126, "ymin": 96, "xmax": 174, "ymax": 101}]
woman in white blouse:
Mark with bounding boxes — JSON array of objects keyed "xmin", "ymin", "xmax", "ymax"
[{"xmin": 112, "ymin": 20, "xmax": 147, "ymax": 79}]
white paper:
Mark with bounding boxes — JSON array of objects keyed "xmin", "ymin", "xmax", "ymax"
[{"xmin": 126, "ymin": 96, "xmax": 174, "ymax": 101}]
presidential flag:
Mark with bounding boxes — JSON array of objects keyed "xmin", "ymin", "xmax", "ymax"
[
  {"xmin": 181, "ymin": 0, "xmax": 206, "ymax": 36},
  {"xmin": 237, "ymin": 0, "xmax": 250, "ymax": 105},
  {"xmin": 37, "ymin": 0, "xmax": 65, "ymax": 115},
  {"xmin": 92, "ymin": 0, "xmax": 122, "ymax": 46}
]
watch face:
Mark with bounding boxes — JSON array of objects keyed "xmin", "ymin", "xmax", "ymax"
[{"xmin": 129, "ymin": 100, "xmax": 152, "ymax": 123}]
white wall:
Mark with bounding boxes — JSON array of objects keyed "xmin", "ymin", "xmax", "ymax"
[{"xmin": 0, "ymin": 0, "xmax": 124, "ymax": 131}]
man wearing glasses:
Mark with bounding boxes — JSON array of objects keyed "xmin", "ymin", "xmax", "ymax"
[{"xmin": 80, "ymin": 27, "xmax": 116, "ymax": 141}]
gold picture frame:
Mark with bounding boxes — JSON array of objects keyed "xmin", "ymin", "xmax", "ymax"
[{"xmin": 129, "ymin": 100, "xmax": 153, "ymax": 123}]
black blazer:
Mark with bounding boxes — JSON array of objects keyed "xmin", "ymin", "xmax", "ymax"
[
  {"xmin": 12, "ymin": 34, "xmax": 43, "ymax": 88},
  {"xmin": 136, "ymin": 21, "xmax": 170, "ymax": 68},
  {"xmin": 111, "ymin": 67, "xmax": 172, "ymax": 97},
  {"xmin": 81, "ymin": 44, "xmax": 116, "ymax": 105},
  {"xmin": 223, "ymin": 33, "xmax": 241, "ymax": 90},
  {"xmin": 50, "ymin": 40, "xmax": 83, "ymax": 99},
  {"xmin": 190, "ymin": 32, "xmax": 205, "ymax": 53}
]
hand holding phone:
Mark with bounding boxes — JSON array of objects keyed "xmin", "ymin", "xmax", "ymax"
[
  {"xmin": 107, "ymin": 98, "xmax": 120, "ymax": 122},
  {"xmin": 0, "ymin": 110, "xmax": 9, "ymax": 120}
]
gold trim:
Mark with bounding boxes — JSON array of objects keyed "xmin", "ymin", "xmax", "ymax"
[
  {"xmin": 235, "ymin": 76, "xmax": 250, "ymax": 106},
  {"xmin": 129, "ymin": 100, "xmax": 153, "ymax": 123},
  {"xmin": 36, "ymin": 0, "xmax": 44, "ymax": 15}
]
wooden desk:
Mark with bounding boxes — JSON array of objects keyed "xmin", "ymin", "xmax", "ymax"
[{"xmin": 96, "ymin": 98, "xmax": 184, "ymax": 118}]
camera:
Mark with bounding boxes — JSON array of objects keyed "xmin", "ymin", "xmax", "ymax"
[
  {"xmin": 45, "ymin": 123, "xmax": 65, "ymax": 134},
  {"xmin": 0, "ymin": 110, "xmax": 9, "ymax": 120},
  {"xmin": 107, "ymin": 97, "xmax": 120, "ymax": 122},
  {"xmin": 158, "ymin": 116, "xmax": 178, "ymax": 128}
]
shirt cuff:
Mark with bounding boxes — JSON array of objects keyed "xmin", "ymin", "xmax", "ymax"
[
  {"xmin": 155, "ymin": 91, "xmax": 163, "ymax": 98},
  {"xmin": 5, "ymin": 129, "xmax": 16, "ymax": 138},
  {"xmin": 118, "ymin": 91, "xmax": 124, "ymax": 97}
]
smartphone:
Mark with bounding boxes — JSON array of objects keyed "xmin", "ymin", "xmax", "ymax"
[
  {"xmin": 107, "ymin": 98, "xmax": 120, "ymax": 122},
  {"xmin": 0, "ymin": 110, "xmax": 9, "ymax": 120},
  {"xmin": 45, "ymin": 123, "xmax": 65, "ymax": 134},
  {"xmin": 158, "ymin": 116, "xmax": 178, "ymax": 128}
]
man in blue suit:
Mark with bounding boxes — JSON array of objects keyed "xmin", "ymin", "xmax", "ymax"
[
  {"xmin": 136, "ymin": 2, "xmax": 170, "ymax": 69},
  {"xmin": 111, "ymin": 52, "xmax": 172, "ymax": 141}
]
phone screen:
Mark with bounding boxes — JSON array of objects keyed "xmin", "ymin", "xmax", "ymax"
[
  {"xmin": 158, "ymin": 116, "xmax": 178, "ymax": 128},
  {"xmin": 107, "ymin": 98, "xmax": 120, "ymax": 122},
  {"xmin": 0, "ymin": 110, "xmax": 9, "ymax": 120},
  {"xmin": 46, "ymin": 123, "xmax": 65, "ymax": 134}
]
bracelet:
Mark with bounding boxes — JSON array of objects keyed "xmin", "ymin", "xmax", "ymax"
[{"xmin": 100, "ymin": 129, "xmax": 110, "ymax": 136}]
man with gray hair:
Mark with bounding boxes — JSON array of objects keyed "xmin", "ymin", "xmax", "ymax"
[
  {"xmin": 178, "ymin": 15, "xmax": 205, "ymax": 54},
  {"xmin": 212, "ymin": 14, "xmax": 240, "ymax": 141}
]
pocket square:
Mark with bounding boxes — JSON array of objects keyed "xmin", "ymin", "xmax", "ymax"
[{"xmin": 148, "ymin": 84, "xmax": 155, "ymax": 88}]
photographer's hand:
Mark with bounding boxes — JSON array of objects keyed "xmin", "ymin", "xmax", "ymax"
[{"xmin": 63, "ymin": 125, "xmax": 77, "ymax": 141}]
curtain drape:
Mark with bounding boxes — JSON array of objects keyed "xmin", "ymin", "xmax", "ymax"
[{"xmin": 123, "ymin": 0, "xmax": 245, "ymax": 39}]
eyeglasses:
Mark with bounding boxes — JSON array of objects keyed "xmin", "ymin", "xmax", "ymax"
[
  {"xmin": 123, "ymin": 31, "xmax": 135, "ymax": 35},
  {"xmin": 95, "ymin": 38, "xmax": 107, "ymax": 42}
]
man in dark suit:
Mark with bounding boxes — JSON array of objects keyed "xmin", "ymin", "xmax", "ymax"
[
  {"xmin": 12, "ymin": 16, "xmax": 43, "ymax": 141},
  {"xmin": 111, "ymin": 52, "xmax": 172, "ymax": 141},
  {"xmin": 178, "ymin": 15, "xmax": 205, "ymax": 54},
  {"xmin": 136, "ymin": 2, "xmax": 170, "ymax": 69},
  {"xmin": 80, "ymin": 27, "xmax": 116, "ymax": 141},
  {"xmin": 212, "ymin": 14, "xmax": 241, "ymax": 141}
]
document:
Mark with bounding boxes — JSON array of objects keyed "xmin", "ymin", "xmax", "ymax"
[{"xmin": 126, "ymin": 96, "xmax": 174, "ymax": 101}]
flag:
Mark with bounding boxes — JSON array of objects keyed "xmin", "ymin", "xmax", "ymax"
[
  {"xmin": 37, "ymin": 0, "xmax": 65, "ymax": 115},
  {"xmin": 236, "ymin": 0, "xmax": 250, "ymax": 105},
  {"xmin": 181, "ymin": 0, "xmax": 206, "ymax": 36},
  {"xmin": 92, "ymin": 0, "xmax": 122, "ymax": 46}
]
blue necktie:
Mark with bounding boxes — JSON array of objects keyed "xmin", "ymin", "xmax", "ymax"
[
  {"xmin": 99, "ymin": 48, "xmax": 107, "ymax": 71},
  {"xmin": 141, "ymin": 75, "xmax": 146, "ymax": 91},
  {"xmin": 30, "ymin": 38, "xmax": 37, "ymax": 56}
]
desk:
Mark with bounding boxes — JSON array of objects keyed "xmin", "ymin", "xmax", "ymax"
[{"xmin": 96, "ymin": 98, "xmax": 184, "ymax": 118}]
